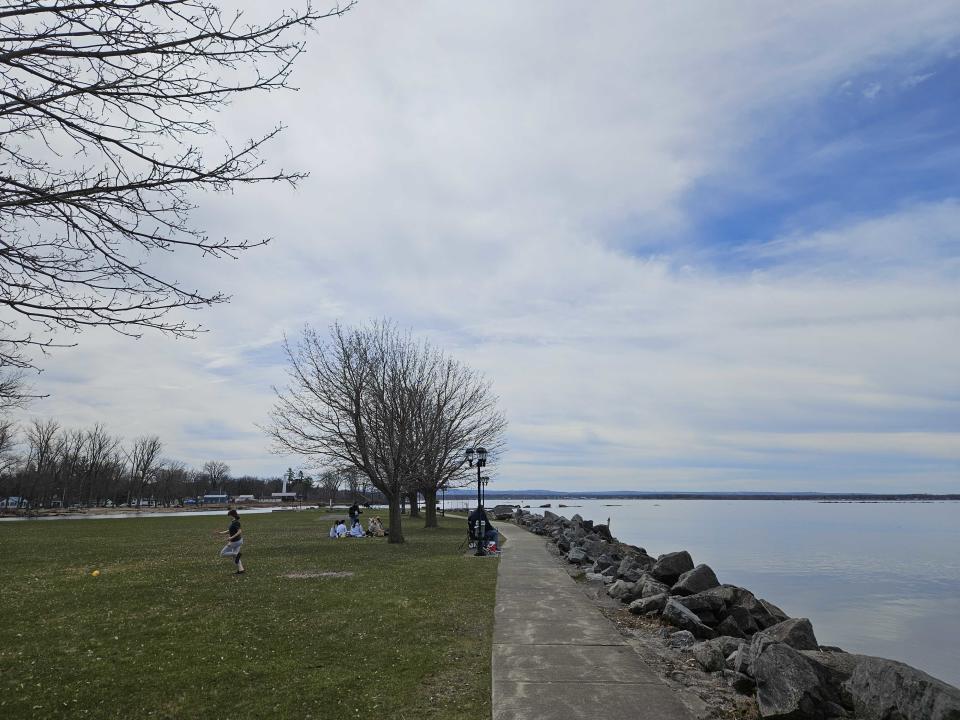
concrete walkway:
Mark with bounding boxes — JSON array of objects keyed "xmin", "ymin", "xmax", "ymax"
[{"xmin": 492, "ymin": 523, "xmax": 696, "ymax": 720}]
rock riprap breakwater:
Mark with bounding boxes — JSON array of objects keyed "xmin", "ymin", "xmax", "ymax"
[{"xmin": 515, "ymin": 509, "xmax": 960, "ymax": 720}]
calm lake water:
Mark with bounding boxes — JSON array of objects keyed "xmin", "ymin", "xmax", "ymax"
[{"xmin": 506, "ymin": 499, "xmax": 960, "ymax": 687}]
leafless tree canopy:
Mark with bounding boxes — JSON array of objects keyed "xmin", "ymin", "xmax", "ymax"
[
  {"xmin": 202, "ymin": 459, "xmax": 230, "ymax": 487},
  {"xmin": 0, "ymin": 1, "xmax": 352, "ymax": 404},
  {"xmin": 265, "ymin": 320, "xmax": 507, "ymax": 542}
]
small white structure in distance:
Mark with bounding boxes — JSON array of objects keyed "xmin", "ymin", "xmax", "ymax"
[{"xmin": 271, "ymin": 475, "xmax": 297, "ymax": 502}]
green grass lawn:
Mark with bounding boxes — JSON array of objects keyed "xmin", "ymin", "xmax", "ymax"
[{"xmin": 0, "ymin": 511, "xmax": 497, "ymax": 719}]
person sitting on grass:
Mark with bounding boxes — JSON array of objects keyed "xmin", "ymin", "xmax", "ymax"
[
  {"xmin": 349, "ymin": 520, "xmax": 366, "ymax": 537},
  {"xmin": 329, "ymin": 521, "xmax": 339, "ymax": 539},
  {"xmin": 217, "ymin": 508, "xmax": 245, "ymax": 574},
  {"xmin": 335, "ymin": 519, "xmax": 348, "ymax": 538},
  {"xmin": 367, "ymin": 516, "xmax": 385, "ymax": 537},
  {"xmin": 467, "ymin": 506, "xmax": 494, "ymax": 547}
]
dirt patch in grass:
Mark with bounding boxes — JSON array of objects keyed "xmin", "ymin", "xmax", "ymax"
[{"xmin": 282, "ymin": 571, "xmax": 355, "ymax": 579}]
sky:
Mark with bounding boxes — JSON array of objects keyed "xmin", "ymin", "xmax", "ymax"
[{"xmin": 12, "ymin": 1, "xmax": 960, "ymax": 492}]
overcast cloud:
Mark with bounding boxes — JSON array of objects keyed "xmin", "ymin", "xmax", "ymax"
[{"xmin": 15, "ymin": 1, "xmax": 960, "ymax": 492}]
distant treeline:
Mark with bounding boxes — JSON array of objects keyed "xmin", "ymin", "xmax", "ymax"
[{"xmin": 0, "ymin": 418, "xmax": 385, "ymax": 510}]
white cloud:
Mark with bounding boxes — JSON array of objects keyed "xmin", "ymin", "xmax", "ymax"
[{"xmin": 8, "ymin": 1, "xmax": 960, "ymax": 491}]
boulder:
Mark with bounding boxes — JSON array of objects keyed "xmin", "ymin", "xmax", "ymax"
[
  {"xmin": 600, "ymin": 565, "xmax": 618, "ymax": 579},
  {"xmin": 759, "ymin": 598, "xmax": 789, "ymax": 623},
  {"xmin": 617, "ymin": 556, "xmax": 639, "ymax": 578},
  {"xmin": 671, "ymin": 564, "xmax": 721, "ymax": 596},
  {"xmin": 667, "ymin": 630, "xmax": 697, "ymax": 648},
  {"xmin": 846, "ymin": 656, "xmax": 960, "ymax": 720},
  {"xmin": 490, "ymin": 504, "xmax": 516, "ymax": 520},
  {"xmin": 692, "ymin": 637, "xmax": 742, "ymax": 673},
  {"xmin": 541, "ymin": 510, "xmax": 560, "ymax": 523},
  {"xmin": 628, "ymin": 550, "xmax": 657, "ymax": 570},
  {"xmin": 674, "ymin": 592, "xmax": 726, "ymax": 625},
  {"xmin": 567, "ymin": 547, "xmax": 588, "ymax": 564},
  {"xmin": 693, "ymin": 641, "xmax": 727, "ymax": 672},
  {"xmin": 595, "ymin": 553, "xmax": 618, "ymax": 571},
  {"xmin": 651, "ymin": 550, "xmax": 695, "ymax": 583},
  {"xmin": 628, "ymin": 593, "xmax": 668, "ymax": 615},
  {"xmin": 800, "ymin": 650, "xmax": 861, "ymax": 709},
  {"xmin": 662, "ymin": 598, "xmax": 716, "ymax": 639},
  {"xmin": 754, "ymin": 618, "xmax": 819, "ymax": 653},
  {"xmin": 581, "ymin": 539, "xmax": 610, "ymax": 562},
  {"xmin": 715, "ymin": 615, "xmax": 747, "ymax": 639},
  {"xmin": 606, "ymin": 579, "xmax": 640, "ymax": 602},
  {"xmin": 592, "ymin": 523, "xmax": 614, "ymax": 541},
  {"xmin": 753, "ymin": 642, "xmax": 830, "ymax": 719},
  {"xmin": 641, "ymin": 578, "xmax": 671, "ymax": 598},
  {"xmin": 721, "ymin": 606, "xmax": 760, "ymax": 637}
]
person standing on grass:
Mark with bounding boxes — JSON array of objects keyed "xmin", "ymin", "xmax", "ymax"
[
  {"xmin": 349, "ymin": 501, "xmax": 361, "ymax": 528},
  {"xmin": 218, "ymin": 508, "xmax": 245, "ymax": 574}
]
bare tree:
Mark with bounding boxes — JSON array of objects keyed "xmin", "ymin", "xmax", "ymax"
[
  {"xmin": 266, "ymin": 321, "xmax": 439, "ymax": 543},
  {"xmin": 0, "ymin": 1, "xmax": 353, "ymax": 401},
  {"xmin": 317, "ymin": 469, "xmax": 342, "ymax": 506},
  {"xmin": 413, "ymin": 356, "xmax": 506, "ymax": 528},
  {"xmin": 79, "ymin": 423, "xmax": 119, "ymax": 506},
  {"xmin": 0, "ymin": 417, "xmax": 18, "ymax": 475},
  {"xmin": 202, "ymin": 460, "xmax": 230, "ymax": 493},
  {"xmin": 265, "ymin": 320, "xmax": 508, "ymax": 542},
  {"xmin": 126, "ymin": 435, "xmax": 163, "ymax": 505}
]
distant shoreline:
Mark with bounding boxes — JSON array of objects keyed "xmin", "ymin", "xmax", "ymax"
[{"xmin": 454, "ymin": 492, "xmax": 960, "ymax": 501}]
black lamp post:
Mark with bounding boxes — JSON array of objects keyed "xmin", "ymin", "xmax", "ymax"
[{"xmin": 465, "ymin": 446, "xmax": 488, "ymax": 508}]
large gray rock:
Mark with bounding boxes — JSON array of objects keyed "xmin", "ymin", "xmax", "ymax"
[
  {"xmin": 594, "ymin": 553, "xmax": 618, "ymax": 571},
  {"xmin": 671, "ymin": 563, "xmax": 721, "ymax": 596},
  {"xmin": 662, "ymin": 598, "xmax": 716, "ymax": 639},
  {"xmin": 693, "ymin": 641, "xmax": 727, "ymax": 672},
  {"xmin": 759, "ymin": 598, "xmax": 789, "ymax": 624},
  {"xmin": 606, "ymin": 579, "xmax": 641, "ymax": 602},
  {"xmin": 651, "ymin": 550, "xmax": 695, "ymax": 583},
  {"xmin": 542, "ymin": 510, "xmax": 561, "ymax": 523},
  {"xmin": 722, "ymin": 605, "xmax": 760, "ymax": 637},
  {"xmin": 701, "ymin": 585, "xmax": 783, "ymax": 630},
  {"xmin": 628, "ymin": 592, "xmax": 668, "ymax": 615},
  {"xmin": 674, "ymin": 591, "xmax": 726, "ymax": 625},
  {"xmin": 617, "ymin": 556, "xmax": 639, "ymax": 578},
  {"xmin": 692, "ymin": 637, "xmax": 743, "ymax": 673},
  {"xmin": 754, "ymin": 618, "xmax": 819, "ymax": 653},
  {"xmin": 753, "ymin": 642, "xmax": 830, "ymax": 719},
  {"xmin": 581, "ymin": 538, "xmax": 610, "ymax": 562},
  {"xmin": 566, "ymin": 547, "xmax": 587, "ymax": 564},
  {"xmin": 641, "ymin": 578, "xmax": 671, "ymax": 598},
  {"xmin": 846, "ymin": 656, "xmax": 960, "ymax": 720},
  {"xmin": 668, "ymin": 630, "xmax": 697, "ymax": 648},
  {"xmin": 630, "ymin": 551, "xmax": 657, "ymax": 570},
  {"xmin": 715, "ymin": 615, "xmax": 747, "ymax": 639}
]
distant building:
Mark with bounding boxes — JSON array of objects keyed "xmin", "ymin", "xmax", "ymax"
[
  {"xmin": 202, "ymin": 494, "xmax": 228, "ymax": 504},
  {"xmin": 234, "ymin": 495, "xmax": 256, "ymax": 503}
]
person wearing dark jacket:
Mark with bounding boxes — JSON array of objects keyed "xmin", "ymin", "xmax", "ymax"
[
  {"xmin": 468, "ymin": 507, "xmax": 497, "ymax": 544},
  {"xmin": 348, "ymin": 502, "xmax": 362, "ymax": 527},
  {"xmin": 217, "ymin": 508, "xmax": 245, "ymax": 574}
]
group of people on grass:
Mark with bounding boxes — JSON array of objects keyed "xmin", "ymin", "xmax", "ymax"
[
  {"xmin": 218, "ymin": 501, "xmax": 501, "ymax": 574},
  {"xmin": 326, "ymin": 501, "xmax": 386, "ymax": 539}
]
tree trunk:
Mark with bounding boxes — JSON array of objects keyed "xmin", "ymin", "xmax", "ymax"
[
  {"xmin": 408, "ymin": 490, "xmax": 420, "ymax": 518},
  {"xmin": 387, "ymin": 494, "xmax": 405, "ymax": 544},
  {"xmin": 423, "ymin": 488, "xmax": 438, "ymax": 528}
]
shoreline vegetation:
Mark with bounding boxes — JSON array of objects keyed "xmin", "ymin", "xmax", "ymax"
[
  {"xmin": 0, "ymin": 511, "xmax": 497, "ymax": 719},
  {"xmin": 513, "ymin": 507, "xmax": 960, "ymax": 720}
]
